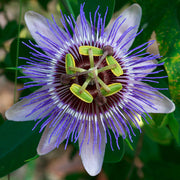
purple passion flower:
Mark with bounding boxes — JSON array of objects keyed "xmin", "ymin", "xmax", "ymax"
[{"xmin": 6, "ymin": 3, "xmax": 175, "ymax": 176}]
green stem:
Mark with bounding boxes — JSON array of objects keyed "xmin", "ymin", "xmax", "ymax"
[
  {"xmin": 14, "ymin": 0, "xmax": 22, "ymax": 103},
  {"xmin": 124, "ymin": 138, "xmax": 134, "ymax": 151}
]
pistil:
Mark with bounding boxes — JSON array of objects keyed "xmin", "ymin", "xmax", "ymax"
[{"xmin": 65, "ymin": 45, "xmax": 123, "ymax": 104}]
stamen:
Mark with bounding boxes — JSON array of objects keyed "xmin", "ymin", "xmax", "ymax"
[
  {"xmin": 103, "ymin": 45, "xmax": 114, "ymax": 56},
  {"xmin": 95, "ymin": 45, "xmax": 114, "ymax": 68},
  {"xmin": 93, "ymin": 70, "xmax": 101, "ymax": 92},
  {"xmin": 67, "ymin": 45, "xmax": 123, "ymax": 103},
  {"xmin": 79, "ymin": 77, "xmax": 91, "ymax": 94},
  {"xmin": 97, "ymin": 77, "xmax": 110, "ymax": 92},
  {"xmin": 79, "ymin": 46, "xmax": 103, "ymax": 56},
  {"xmin": 95, "ymin": 51, "xmax": 108, "ymax": 68},
  {"xmin": 98, "ymin": 64, "xmax": 117, "ymax": 73},
  {"xmin": 93, "ymin": 71, "xmax": 107, "ymax": 106},
  {"xmin": 70, "ymin": 83, "xmax": 93, "ymax": 103},
  {"xmin": 94, "ymin": 74, "xmax": 107, "ymax": 106},
  {"xmin": 88, "ymin": 49, "xmax": 94, "ymax": 68},
  {"xmin": 65, "ymin": 53, "xmax": 76, "ymax": 75},
  {"xmin": 68, "ymin": 66, "xmax": 86, "ymax": 73},
  {"xmin": 106, "ymin": 56, "xmax": 123, "ymax": 76},
  {"xmin": 100, "ymin": 83, "xmax": 122, "ymax": 97}
]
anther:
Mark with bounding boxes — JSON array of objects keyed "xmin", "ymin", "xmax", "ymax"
[
  {"xmin": 95, "ymin": 93, "xmax": 107, "ymax": 106},
  {"xmin": 103, "ymin": 45, "xmax": 114, "ymax": 56},
  {"xmin": 96, "ymin": 45, "xmax": 114, "ymax": 68}
]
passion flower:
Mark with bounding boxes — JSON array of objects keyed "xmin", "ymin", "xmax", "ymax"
[{"xmin": 5, "ymin": 3, "xmax": 175, "ymax": 176}]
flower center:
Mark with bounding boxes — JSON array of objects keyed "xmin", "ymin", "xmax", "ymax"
[{"xmin": 61, "ymin": 45, "xmax": 123, "ymax": 106}]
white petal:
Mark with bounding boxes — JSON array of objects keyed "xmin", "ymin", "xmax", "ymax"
[
  {"xmin": 25, "ymin": 11, "xmax": 68, "ymax": 49},
  {"xmin": 75, "ymin": 15, "xmax": 82, "ymax": 36},
  {"xmin": 37, "ymin": 116, "xmax": 73, "ymax": 155},
  {"xmin": 37, "ymin": 123, "xmax": 62, "ymax": 155},
  {"xmin": 105, "ymin": 4, "xmax": 142, "ymax": 51},
  {"xmin": 131, "ymin": 82, "xmax": 175, "ymax": 113},
  {"xmin": 37, "ymin": 124, "xmax": 57, "ymax": 155},
  {"xmin": 5, "ymin": 87, "xmax": 55, "ymax": 121},
  {"xmin": 79, "ymin": 122, "xmax": 106, "ymax": 176}
]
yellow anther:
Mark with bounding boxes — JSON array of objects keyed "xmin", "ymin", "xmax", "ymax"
[
  {"xmin": 100, "ymin": 83, "xmax": 122, "ymax": 97},
  {"xmin": 65, "ymin": 54, "xmax": 76, "ymax": 75},
  {"xmin": 79, "ymin": 46, "xmax": 103, "ymax": 56},
  {"xmin": 106, "ymin": 56, "xmax": 123, "ymax": 77},
  {"xmin": 70, "ymin": 84, "xmax": 93, "ymax": 103}
]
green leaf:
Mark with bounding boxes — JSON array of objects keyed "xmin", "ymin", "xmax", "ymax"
[
  {"xmin": 149, "ymin": 0, "xmax": 180, "ymax": 144},
  {"xmin": 166, "ymin": 113, "xmax": 179, "ymax": 143},
  {"xmin": 0, "ymin": 114, "xmax": 5, "ymax": 126},
  {"xmin": 78, "ymin": 0, "xmax": 115, "ymax": 27},
  {"xmin": 4, "ymin": 53, "xmax": 22, "ymax": 83},
  {"xmin": 114, "ymin": 0, "xmax": 127, "ymax": 13},
  {"xmin": 10, "ymin": 38, "xmax": 36, "ymax": 67},
  {"xmin": 4, "ymin": 38, "xmax": 37, "ymax": 83},
  {"xmin": 144, "ymin": 124, "xmax": 173, "ymax": 145},
  {"xmin": 143, "ymin": 113, "xmax": 174, "ymax": 145},
  {"xmin": 150, "ymin": 113, "xmax": 169, "ymax": 128},
  {"xmin": 104, "ymin": 129, "xmax": 125, "ymax": 163},
  {"xmin": 130, "ymin": 0, "xmax": 172, "ymax": 48},
  {"xmin": 0, "ymin": 121, "xmax": 42, "ymax": 177},
  {"xmin": 0, "ymin": 21, "xmax": 24, "ymax": 45},
  {"xmin": 140, "ymin": 135, "xmax": 160, "ymax": 163},
  {"xmin": 156, "ymin": 6, "xmax": 180, "ymax": 102},
  {"xmin": 143, "ymin": 160, "xmax": 180, "ymax": 180}
]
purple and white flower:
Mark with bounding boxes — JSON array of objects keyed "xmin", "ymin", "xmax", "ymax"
[{"xmin": 5, "ymin": 3, "xmax": 175, "ymax": 176}]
